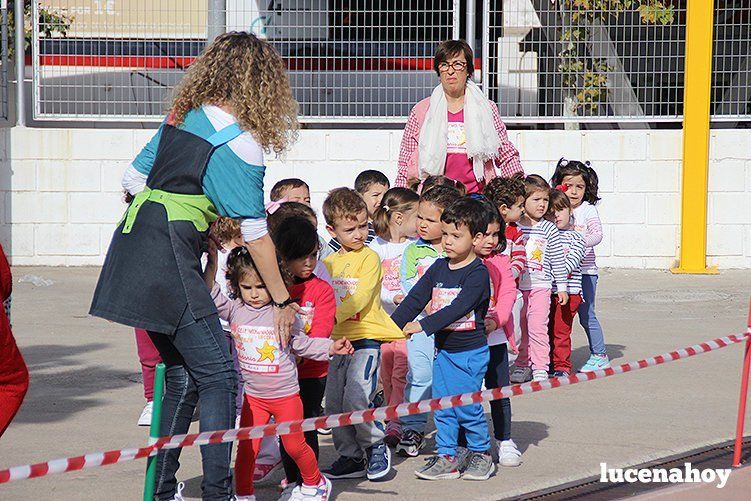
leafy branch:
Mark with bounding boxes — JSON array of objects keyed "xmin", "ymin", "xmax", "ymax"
[
  {"xmin": 558, "ymin": 0, "xmax": 675, "ymax": 113},
  {"xmin": 6, "ymin": 1, "xmax": 73, "ymax": 59}
]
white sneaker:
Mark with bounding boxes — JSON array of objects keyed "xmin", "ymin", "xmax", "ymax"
[
  {"xmin": 167, "ymin": 482, "xmax": 185, "ymax": 501},
  {"xmin": 288, "ymin": 476, "xmax": 332, "ymax": 501},
  {"xmin": 497, "ymin": 439, "xmax": 522, "ymax": 467},
  {"xmin": 532, "ymin": 370, "xmax": 548, "ymax": 382},
  {"xmin": 138, "ymin": 401, "xmax": 153, "ymax": 426},
  {"xmin": 234, "ymin": 496, "xmax": 256, "ymax": 501}
]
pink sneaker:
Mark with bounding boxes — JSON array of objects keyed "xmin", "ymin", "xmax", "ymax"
[{"xmin": 253, "ymin": 461, "xmax": 281, "ymax": 483}]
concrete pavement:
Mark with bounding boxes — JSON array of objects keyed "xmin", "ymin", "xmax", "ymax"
[{"xmin": 0, "ymin": 267, "xmax": 750, "ymax": 500}]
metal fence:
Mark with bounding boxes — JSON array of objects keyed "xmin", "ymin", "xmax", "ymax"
[
  {"xmin": 33, "ymin": 0, "xmax": 458, "ymax": 121},
  {"xmin": 29, "ymin": 0, "xmax": 751, "ymax": 123}
]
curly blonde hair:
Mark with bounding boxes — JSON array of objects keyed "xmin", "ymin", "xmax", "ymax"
[{"xmin": 170, "ymin": 31, "xmax": 299, "ymax": 154}]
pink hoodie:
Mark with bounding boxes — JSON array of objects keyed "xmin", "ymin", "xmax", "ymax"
[{"xmin": 483, "ymin": 253, "xmax": 518, "ymax": 351}]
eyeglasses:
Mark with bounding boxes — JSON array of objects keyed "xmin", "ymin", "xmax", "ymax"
[{"xmin": 438, "ymin": 61, "xmax": 467, "ymax": 72}]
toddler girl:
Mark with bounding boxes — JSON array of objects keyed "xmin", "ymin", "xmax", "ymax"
[
  {"xmin": 369, "ymin": 187, "xmax": 420, "ymax": 447},
  {"xmin": 510, "ymin": 175, "xmax": 568, "ymax": 383},
  {"xmin": 271, "ymin": 216, "xmax": 337, "ymax": 493},
  {"xmin": 396, "ymin": 185, "xmax": 461, "ymax": 457},
  {"xmin": 472, "ymin": 198, "xmax": 522, "ymax": 466},
  {"xmin": 204, "ymin": 244, "xmax": 353, "ymax": 501},
  {"xmin": 551, "ymin": 159, "xmax": 610, "ymax": 372},
  {"xmin": 546, "ymin": 189, "xmax": 586, "ymax": 376}
]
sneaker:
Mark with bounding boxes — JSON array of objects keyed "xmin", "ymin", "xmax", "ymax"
[
  {"xmin": 455, "ymin": 446, "xmax": 472, "ymax": 473},
  {"xmin": 235, "ymin": 496, "xmax": 256, "ymax": 501},
  {"xmin": 414, "ymin": 454, "xmax": 460, "ymax": 480},
  {"xmin": 321, "ymin": 456, "xmax": 367, "ymax": 479},
  {"xmin": 510, "ymin": 366, "xmax": 532, "ymax": 383},
  {"xmin": 532, "ymin": 369, "xmax": 548, "ymax": 382},
  {"xmin": 366, "ymin": 442, "xmax": 392, "ymax": 481},
  {"xmin": 167, "ymin": 482, "xmax": 185, "ymax": 501},
  {"xmin": 137, "ymin": 401, "xmax": 153, "ymax": 426},
  {"xmin": 317, "ymin": 427, "xmax": 332, "ymax": 436},
  {"xmin": 461, "ymin": 452, "xmax": 494, "ymax": 481},
  {"xmin": 579, "ymin": 354, "xmax": 611, "ymax": 373},
  {"xmin": 384, "ymin": 421, "xmax": 402, "ymax": 448},
  {"xmin": 396, "ymin": 430, "xmax": 425, "ymax": 457},
  {"xmin": 288, "ymin": 476, "xmax": 332, "ymax": 501},
  {"xmin": 552, "ymin": 370, "xmax": 570, "ymax": 378},
  {"xmin": 253, "ymin": 460, "xmax": 282, "ymax": 483},
  {"xmin": 497, "ymin": 439, "xmax": 522, "ymax": 467}
]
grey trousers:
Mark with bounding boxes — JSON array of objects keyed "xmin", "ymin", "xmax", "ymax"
[{"xmin": 325, "ymin": 341, "xmax": 384, "ymax": 460}]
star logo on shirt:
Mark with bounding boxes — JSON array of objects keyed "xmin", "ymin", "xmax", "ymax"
[
  {"xmin": 256, "ymin": 341, "xmax": 277, "ymax": 363},
  {"xmin": 531, "ymin": 247, "xmax": 543, "ymax": 262}
]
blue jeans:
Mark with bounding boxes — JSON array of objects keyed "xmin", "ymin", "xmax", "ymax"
[
  {"xmin": 148, "ymin": 312, "xmax": 237, "ymax": 500},
  {"xmin": 577, "ymin": 274, "xmax": 606, "ymax": 355},
  {"xmin": 432, "ymin": 346, "xmax": 490, "ymax": 456},
  {"xmin": 400, "ymin": 331, "xmax": 434, "ymax": 434}
]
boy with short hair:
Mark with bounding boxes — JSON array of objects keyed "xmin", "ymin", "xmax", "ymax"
[
  {"xmin": 270, "ymin": 178, "xmax": 311, "ymax": 205},
  {"xmin": 328, "ymin": 170, "xmax": 388, "ymax": 252},
  {"xmin": 321, "ymin": 187, "xmax": 404, "ymax": 482},
  {"xmin": 392, "ymin": 197, "xmax": 494, "ymax": 481}
]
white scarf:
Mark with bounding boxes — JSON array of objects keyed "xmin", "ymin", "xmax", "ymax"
[{"xmin": 417, "ymin": 80, "xmax": 501, "ymax": 182}]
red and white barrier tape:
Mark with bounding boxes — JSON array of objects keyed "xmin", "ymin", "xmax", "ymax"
[{"xmin": 1, "ymin": 331, "xmax": 749, "ymax": 484}]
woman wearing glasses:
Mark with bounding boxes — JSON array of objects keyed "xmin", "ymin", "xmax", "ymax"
[{"xmin": 395, "ymin": 39, "xmax": 524, "ymax": 193}]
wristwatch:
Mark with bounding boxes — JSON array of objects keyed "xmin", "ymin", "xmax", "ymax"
[{"xmin": 272, "ymin": 297, "xmax": 295, "ymax": 308}]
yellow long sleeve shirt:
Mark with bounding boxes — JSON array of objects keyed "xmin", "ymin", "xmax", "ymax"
[{"xmin": 324, "ymin": 246, "xmax": 404, "ymax": 342}]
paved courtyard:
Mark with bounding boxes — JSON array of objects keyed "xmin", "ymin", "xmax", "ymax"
[{"xmin": 0, "ymin": 267, "xmax": 750, "ymax": 500}]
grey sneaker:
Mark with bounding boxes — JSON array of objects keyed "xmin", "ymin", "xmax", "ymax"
[
  {"xmin": 462, "ymin": 452, "xmax": 494, "ymax": 481},
  {"xmin": 510, "ymin": 366, "xmax": 532, "ymax": 383},
  {"xmin": 455, "ymin": 446, "xmax": 472, "ymax": 473},
  {"xmin": 414, "ymin": 454, "xmax": 460, "ymax": 480}
]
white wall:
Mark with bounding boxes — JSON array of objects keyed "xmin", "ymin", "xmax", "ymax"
[{"xmin": 0, "ymin": 127, "xmax": 749, "ymax": 268}]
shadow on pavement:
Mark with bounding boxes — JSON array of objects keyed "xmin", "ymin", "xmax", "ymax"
[{"xmin": 14, "ymin": 342, "xmax": 137, "ymax": 424}]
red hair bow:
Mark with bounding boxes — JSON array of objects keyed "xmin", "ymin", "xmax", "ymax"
[{"xmin": 555, "ymin": 184, "xmax": 568, "ymax": 192}]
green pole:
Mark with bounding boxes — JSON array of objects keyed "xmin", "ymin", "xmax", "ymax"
[{"xmin": 144, "ymin": 363, "xmax": 166, "ymax": 501}]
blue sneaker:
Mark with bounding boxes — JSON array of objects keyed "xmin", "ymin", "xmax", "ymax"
[
  {"xmin": 579, "ymin": 354, "xmax": 610, "ymax": 373},
  {"xmin": 366, "ymin": 441, "xmax": 392, "ymax": 481},
  {"xmin": 321, "ymin": 456, "xmax": 366, "ymax": 479}
]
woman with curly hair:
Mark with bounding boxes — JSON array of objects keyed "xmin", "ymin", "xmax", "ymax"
[{"xmin": 90, "ymin": 32, "xmax": 299, "ymax": 500}]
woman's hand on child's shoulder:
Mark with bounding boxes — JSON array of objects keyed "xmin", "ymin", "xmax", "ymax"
[{"xmin": 330, "ymin": 337, "xmax": 354, "ymax": 356}]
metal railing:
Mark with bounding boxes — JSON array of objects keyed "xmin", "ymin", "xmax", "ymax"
[
  {"xmin": 28, "ymin": 1, "xmax": 751, "ymax": 123},
  {"xmin": 0, "ymin": 0, "xmax": 9, "ymax": 123}
]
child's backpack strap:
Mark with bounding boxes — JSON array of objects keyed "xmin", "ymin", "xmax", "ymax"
[{"xmin": 207, "ymin": 122, "xmax": 244, "ymax": 148}]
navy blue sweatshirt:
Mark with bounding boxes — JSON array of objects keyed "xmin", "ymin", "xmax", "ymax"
[{"xmin": 391, "ymin": 257, "xmax": 490, "ymax": 353}]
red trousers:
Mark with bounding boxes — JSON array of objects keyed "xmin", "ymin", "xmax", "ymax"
[
  {"xmin": 548, "ymin": 294, "xmax": 582, "ymax": 373},
  {"xmin": 235, "ymin": 393, "xmax": 321, "ymax": 495},
  {"xmin": 380, "ymin": 340, "xmax": 408, "ymax": 423}
]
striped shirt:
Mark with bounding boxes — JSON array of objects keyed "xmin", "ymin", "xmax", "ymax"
[
  {"xmin": 517, "ymin": 219, "xmax": 568, "ymax": 291},
  {"xmin": 328, "ymin": 222, "xmax": 376, "ymax": 253},
  {"xmin": 501, "ymin": 222, "xmax": 526, "ymax": 282},
  {"xmin": 572, "ymin": 202, "xmax": 603, "ymax": 275},
  {"xmin": 552, "ymin": 229, "xmax": 586, "ymax": 295}
]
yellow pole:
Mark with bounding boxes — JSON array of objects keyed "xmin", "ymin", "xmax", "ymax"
[{"xmin": 671, "ymin": 0, "xmax": 718, "ymax": 274}]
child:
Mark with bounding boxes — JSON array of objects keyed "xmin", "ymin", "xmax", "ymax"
[
  {"xmin": 271, "ymin": 216, "xmax": 337, "ymax": 492},
  {"xmin": 267, "ymin": 201, "xmax": 333, "ymax": 284},
  {"xmin": 204, "ymin": 244, "xmax": 353, "ymax": 501},
  {"xmin": 396, "ymin": 185, "xmax": 461, "ymax": 457},
  {"xmin": 320, "ymin": 188, "xmax": 404, "ymax": 482},
  {"xmin": 368, "ymin": 187, "xmax": 420, "ymax": 447},
  {"xmin": 270, "ymin": 178, "xmax": 312, "ymax": 205},
  {"xmin": 327, "ymin": 170, "xmax": 388, "ymax": 253},
  {"xmin": 473, "ymin": 198, "xmax": 521, "ymax": 467},
  {"xmin": 546, "ymin": 189, "xmax": 586, "ymax": 376},
  {"xmin": 551, "ymin": 158, "xmax": 610, "ymax": 372},
  {"xmin": 392, "ymin": 197, "xmax": 493, "ymax": 481},
  {"xmin": 409, "ymin": 174, "xmax": 467, "ymax": 196},
  {"xmin": 510, "ymin": 175, "xmax": 568, "ymax": 384}
]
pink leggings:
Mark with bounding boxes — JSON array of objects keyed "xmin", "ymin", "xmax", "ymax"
[
  {"xmin": 134, "ymin": 328, "xmax": 161, "ymax": 401},
  {"xmin": 516, "ymin": 289, "xmax": 552, "ymax": 371},
  {"xmin": 380, "ymin": 340, "xmax": 408, "ymax": 423}
]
